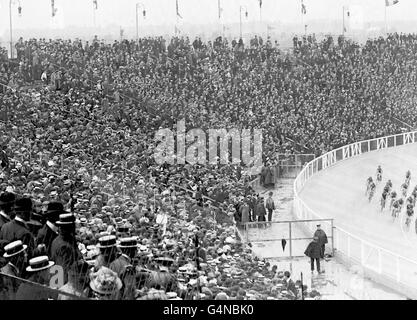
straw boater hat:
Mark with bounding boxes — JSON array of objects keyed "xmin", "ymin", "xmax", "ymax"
[
  {"xmin": 3, "ymin": 240, "xmax": 27, "ymax": 258},
  {"xmin": 56, "ymin": 213, "xmax": 76, "ymax": 226},
  {"xmin": 154, "ymin": 256, "xmax": 175, "ymax": 267},
  {"xmin": 117, "ymin": 225, "xmax": 130, "ymax": 234},
  {"xmin": 26, "ymin": 256, "xmax": 55, "ymax": 272},
  {"xmin": 89, "ymin": 267, "xmax": 123, "ymax": 295},
  {"xmin": 97, "ymin": 235, "xmax": 117, "ymax": 249},
  {"xmin": 117, "ymin": 237, "xmax": 138, "ymax": 248}
]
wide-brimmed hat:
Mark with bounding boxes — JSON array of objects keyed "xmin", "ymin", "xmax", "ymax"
[
  {"xmin": 89, "ymin": 267, "xmax": 122, "ymax": 295},
  {"xmin": 56, "ymin": 213, "xmax": 76, "ymax": 225},
  {"xmin": 97, "ymin": 235, "xmax": 117, "ymax": 249},
  {"xmin": 3, "ymin": 240, "xmax": 27, "ymax": 258},
  {"xmin": 26, "ymin": 256, "xmax": 55, "ymax": 272}
]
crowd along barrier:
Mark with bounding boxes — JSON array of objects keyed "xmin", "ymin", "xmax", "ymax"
[{"xmin": 293, "ymin": 131, "xmax": 417, "ymax": 299}]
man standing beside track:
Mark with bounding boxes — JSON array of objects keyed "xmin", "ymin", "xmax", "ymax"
[
  {"xmin": 314, "ymin": 224, "xmax": 328, "ymax": 259},
  {"xmin": 265, "ymin": 191, "xmax": 276, "ymax": 226}
]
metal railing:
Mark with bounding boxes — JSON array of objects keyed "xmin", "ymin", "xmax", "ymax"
[
  {"xmin": 242, "ymin": 218, "xmax": 334, "ymax": 259},
  {"xmin": 0, "ymin": 272, "xmax": 89, "ymax": 300},
  {"xmin": 293, "ymin": 130, "xmax": 417, "ymax": 299}
]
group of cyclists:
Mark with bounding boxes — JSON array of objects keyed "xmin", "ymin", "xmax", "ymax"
[{"xmin": 366, "ymin": 166, "xmax": 417, "ymax": 232}]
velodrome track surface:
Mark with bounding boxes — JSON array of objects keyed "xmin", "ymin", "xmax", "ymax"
[{"xmin": 299, "ymin": 143, "xmax": 417, "ymax": 263}]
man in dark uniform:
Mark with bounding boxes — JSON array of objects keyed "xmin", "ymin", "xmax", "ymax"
[
  {"xmin": 36, "ymin": 201, "xmax": 64, "ymax": 256},
  {"xmin": 0, "ymin": 197, "xmax": 35, "ymax": 258},
  {"xmin": 50, "ymin": 213, "xmax": 82, "ymax": 284},
  {"xmin": 304, "ymin": 236, "xmax": 323, "ymax": 274},
  {"xmin": 313, "ymin": 224, "xmax": 328, "ymax": 258}
]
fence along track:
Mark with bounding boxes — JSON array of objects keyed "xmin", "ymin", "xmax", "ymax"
[{"xmin": 293, "ymin": 130, "xmax": 417, "ymax": 299}]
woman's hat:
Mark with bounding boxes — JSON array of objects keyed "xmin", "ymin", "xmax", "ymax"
[
  {"xmin": 97, "ymin": 235, "xmax": 117, "ymax": 248},
  {"xmin": 56, "ymin": 213, "xmax": 76, "ymax": 225},
  {"xmin": 3, "ymin": 240, "xmax": 27, "ymax": 258},
  {"xmin": 117, "ymin": 237, "xmax": 138, "ymax": 248},
  {"xmin": 26, "ymin": 256, "xmax": 55, "ymax": 272},
  {"xmin": 89, "ymin": 267, "xmax": 122, "ymax": 295}
]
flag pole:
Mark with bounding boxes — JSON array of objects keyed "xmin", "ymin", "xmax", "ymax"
[
  {"xmin": 240, "ymin": 6, "xmax": 242, "ymax": 39},
  {"xmin": 218, "ymin": 0, "xmax": 223, "ymax": 37},
  {"xmin": 175, "ymin": 0, "xmax": 180, "ymax": 36},
  {"xmin": 9, "ymin": 0, "xmax": 13, "ymax": 59},
  {"xmin": 259, "ymin": 2, "xmax": 262, "ymax": 23},
  {"xmin": 136, "ymin": 3, "xmax": 139, "ymax": 42},
  {"xmin": 342, "ymin": 6, "xmax": 345, "ymax": 36},
  {"xmin": 93, "ymin": 2, "xmax": 96, "ymax": 28},
  {"xmin": 301, "ymin": 0, "xmax": 304, "ymax": 36}
]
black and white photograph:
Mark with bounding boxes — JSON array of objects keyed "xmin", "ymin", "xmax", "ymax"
[{"xmin": 0, "ymin": 0, "xmax": 416, "ymax": 309}]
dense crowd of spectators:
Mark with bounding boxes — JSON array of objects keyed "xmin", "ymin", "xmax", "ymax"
[
  {"xmin": 0, "ymin": 35, "xmax": 323, "ymax": 301},
  {"xmin": 1, "ymin": 31, "xmax": 417, "ymax": 300}
]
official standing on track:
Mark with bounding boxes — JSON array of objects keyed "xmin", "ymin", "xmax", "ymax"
[{"xmin": 314, "ymin": 224, "xmax": 328, "ymax": 258}]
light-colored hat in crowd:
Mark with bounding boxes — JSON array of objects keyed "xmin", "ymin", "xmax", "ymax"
[
  {"xmin": 3, "ymin": 240, "xmax": 27, "ymax": 258},
  {"xmin": 117, "ymin": 237, "xmax": 139, "ymax": 248},
  {"xmin": 89, "ymin": 267, "xmax": 123, "ymax": 295},
  {"xmin": 26, "ymin": 256, "xmax": 55, "ymax": 272},
  {"xmin": 97, "ymin": 235, "xmax": 117, "ymax": 249}
]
